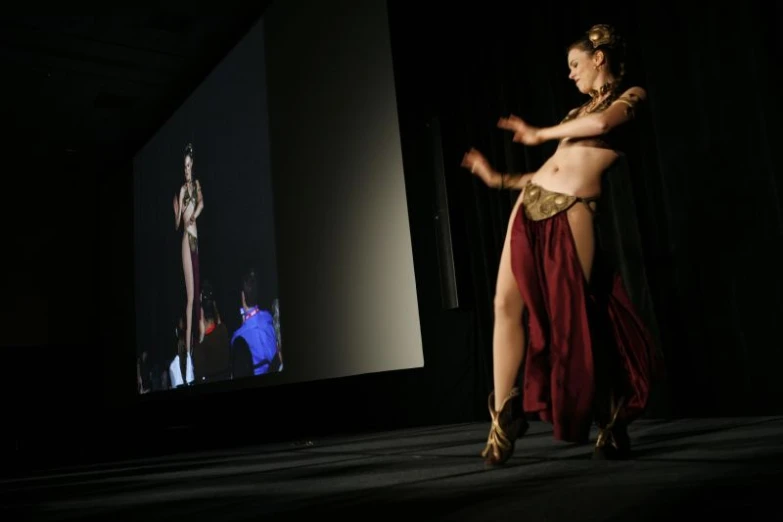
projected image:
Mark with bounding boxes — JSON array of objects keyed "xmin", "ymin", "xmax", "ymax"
[
  {"xmin": 133, "ymin": 19, "xmax": 282, "ymax": 393},
  {"xmin": 136, "ymin": 2, "xmax": 424, "ymax": 396},
  {"xmin": 135, "ymin": 140, "xmax": 282, "ymax": 394},
  {"xmin": 164, "ymin": 142, "xmax": 280, "ymax": 391}
]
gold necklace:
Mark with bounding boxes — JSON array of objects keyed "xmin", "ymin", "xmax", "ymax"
[
  {"xmin": 589, "ymin": 81, "xmax": 616, "ymax": 99},
  {"xmin": 560, "ymin": 82, "xmax": 619, "ymax": 123},
  {"xmin": 584, "ymin": 82, "xmax": 618, "ymax": 114}
]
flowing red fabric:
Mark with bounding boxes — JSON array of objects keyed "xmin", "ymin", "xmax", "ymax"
[{"xmin": 510, "ymin": 204, "xmax": 657, "ymax": 443}]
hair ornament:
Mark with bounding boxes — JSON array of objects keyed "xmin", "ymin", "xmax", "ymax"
[{"xmin": 587, "ymin": 24, "xmax": 616, "ymax": 48}]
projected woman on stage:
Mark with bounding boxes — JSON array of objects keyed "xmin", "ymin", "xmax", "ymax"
[
  {"xmin": 462, "ymin": 24, "xmax": 660, "ymax": 465},
  {"xmin": 173, "ymin": 142, "xmax": 203, "ymax": 376}
]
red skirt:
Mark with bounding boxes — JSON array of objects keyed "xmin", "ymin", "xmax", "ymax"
[{"xmin": 510, "ymin": 186, "xmax": 658, "ymax": 443}]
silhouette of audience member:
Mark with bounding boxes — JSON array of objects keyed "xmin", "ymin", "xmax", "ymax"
[
  {"xmin": 193, "ymin": 280, "xmax": 231, "ymax": 383},
  {"xmin": 231, "ymin": 270, "xmax": 279, "ymax": 378}
]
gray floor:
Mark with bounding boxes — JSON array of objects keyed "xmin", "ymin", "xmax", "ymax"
[{"xmin": 3, "ymin": 417, "xmax": 782, "ymax": 520}]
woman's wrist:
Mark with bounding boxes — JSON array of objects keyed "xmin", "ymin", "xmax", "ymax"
[
  {"xmin": 490, "ymin": 169, "xmax": 505, "ymax": 189},
  {"xmin": 535, "ymin": 126, "xmax": 550, "ymax": 143}
]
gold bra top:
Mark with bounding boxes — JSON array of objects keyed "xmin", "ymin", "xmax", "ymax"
[
  {"xmin": 560, "ymin": 84, "xmax": 635, "ymax": 152},
  {"xmin": 561, "ymin": 81, "xmax": 623, "ymax": 123},
  {"xmin": 183, "ymin": 182, "xmax": 197, "ymax": 208}
]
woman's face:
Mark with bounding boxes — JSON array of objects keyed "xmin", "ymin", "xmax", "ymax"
[
  {"xmin": 184, "ymin": 154, "xmax": 193, "ymax": 181},
  {"xmin": 567, "ymin": 48, "xmax": 598, "ymax": 95}
]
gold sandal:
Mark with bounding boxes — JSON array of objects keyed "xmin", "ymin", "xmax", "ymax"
[
  {"xmin": 481, "ymin": 388, "xmax": 528, "ymax": 466},
  {"xmin": 593, "ymin": 396, "xmax": 630, "ymax": 460}
]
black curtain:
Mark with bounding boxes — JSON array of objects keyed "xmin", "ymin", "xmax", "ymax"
[{"xmin": 389, "ymin": 2, "xmax": 782, "ymax": 419}]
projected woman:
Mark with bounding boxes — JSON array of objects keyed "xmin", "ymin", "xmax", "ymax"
[{"xmin": 173, "ymin": 142, "xmax": 203, "ymax": 376}]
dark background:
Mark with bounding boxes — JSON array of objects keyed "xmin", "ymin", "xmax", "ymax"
[{"xmin": 2, "ymin": 3, "xmax": 780, "ymax": 471}]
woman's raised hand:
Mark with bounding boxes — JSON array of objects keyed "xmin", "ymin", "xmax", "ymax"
[
  {"xmin": 461, "ymin": 148, "xmax": 493, "ymax": 186},
  {"xmin": 498, "ymin": 114, "xmax": 543, "ymax": 146}
]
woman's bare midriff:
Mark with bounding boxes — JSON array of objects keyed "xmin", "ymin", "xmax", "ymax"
[{"xmin": 528, "ymin": 141, "xmax": 619, "ymax": 198}]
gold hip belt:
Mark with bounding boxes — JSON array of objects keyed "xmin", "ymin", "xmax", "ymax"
[
  {"xmin": 187, "ymin": 231, "xmax": 198, "ymax": 252},
  {"xmin": 522, "ymin": 181, "xmax": 598, "ymax": 221}
]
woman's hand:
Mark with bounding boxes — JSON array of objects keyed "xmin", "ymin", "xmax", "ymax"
[
  {"xmin": 498, "ymin": 114, "xmax": 544, "ymax": 146},
  {"xmin": 461, "ymin": 148, "xmax": 494, "ymax": 186},
  {"xmin": 173, "ymin": 194, "xmax": 182, "ymax": 230}
]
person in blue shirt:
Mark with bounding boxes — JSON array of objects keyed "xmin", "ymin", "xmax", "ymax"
[{"xmin": 231, "ymin": 269, "xmax": 279, "ymax": 377}]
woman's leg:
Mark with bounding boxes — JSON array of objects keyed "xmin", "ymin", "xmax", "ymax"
[
  {"xmin": 481, "ymin": 198, "xmax": 529, "ymax": 465},
  {"xmin": 492, "ymin": 202, "xmax": 528, "ymax": 411},
  {"xmin": 177, "ymin": 328, "xmax": 188, "ymax": 386},
  {"xmin": 565, "ymin": 202, "xmax": 595, "ymax": 284},
  {"xmin": 565, "ymin": 203, "xmax": 628, "ymax": 457},
  {"xmin": 181, "ymin": 235, "xmax": 195, "ymax": 366}
]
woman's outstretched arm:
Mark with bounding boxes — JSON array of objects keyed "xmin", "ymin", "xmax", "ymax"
[
  {"xmin": 191, "ymin": 180, "xmax": 204, "ymax": 224},
  {"xmin": 461, "ymin": 148, "xmax": 532, "ymax": 190},
  {"xmin": 500, "ymin": 86, "xmax": 648, "ymax": 144},
  {"xmin": 537, "ymin": 86, "xmax": 647, "ymax": 141},
  {"xmin": 174, "ymin": 186, "xmax": 184, "ymax": 230}
]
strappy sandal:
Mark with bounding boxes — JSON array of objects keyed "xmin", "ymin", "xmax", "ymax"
[
  {"xmin": 481, "ymin": 388, "xmax": 528, "ymax": 466},
  {"xmin": 593, "ymin": 396, "xmax": 631, "ymax": 460}
]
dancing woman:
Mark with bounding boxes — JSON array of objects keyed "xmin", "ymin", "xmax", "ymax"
[
  {"xmin": 173, "ymin": 143, "xmax": 203, "ymax": 380},
  {"xmin": 462, "ymin": 24, "xmax": 659, "ymax": 464}
]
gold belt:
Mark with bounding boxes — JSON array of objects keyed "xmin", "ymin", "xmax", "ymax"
[
  {"xmin": 187, "ymin": 231, "xmax": 198, "ymax": 252},
  {"xmin": 522, "ymin": 182, "xmax": 597, "ymax": 221}
]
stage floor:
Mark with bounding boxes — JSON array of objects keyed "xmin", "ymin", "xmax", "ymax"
[{"xmin": 3, "ymin": 416, "xmax": 782, "ymax": 520}]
